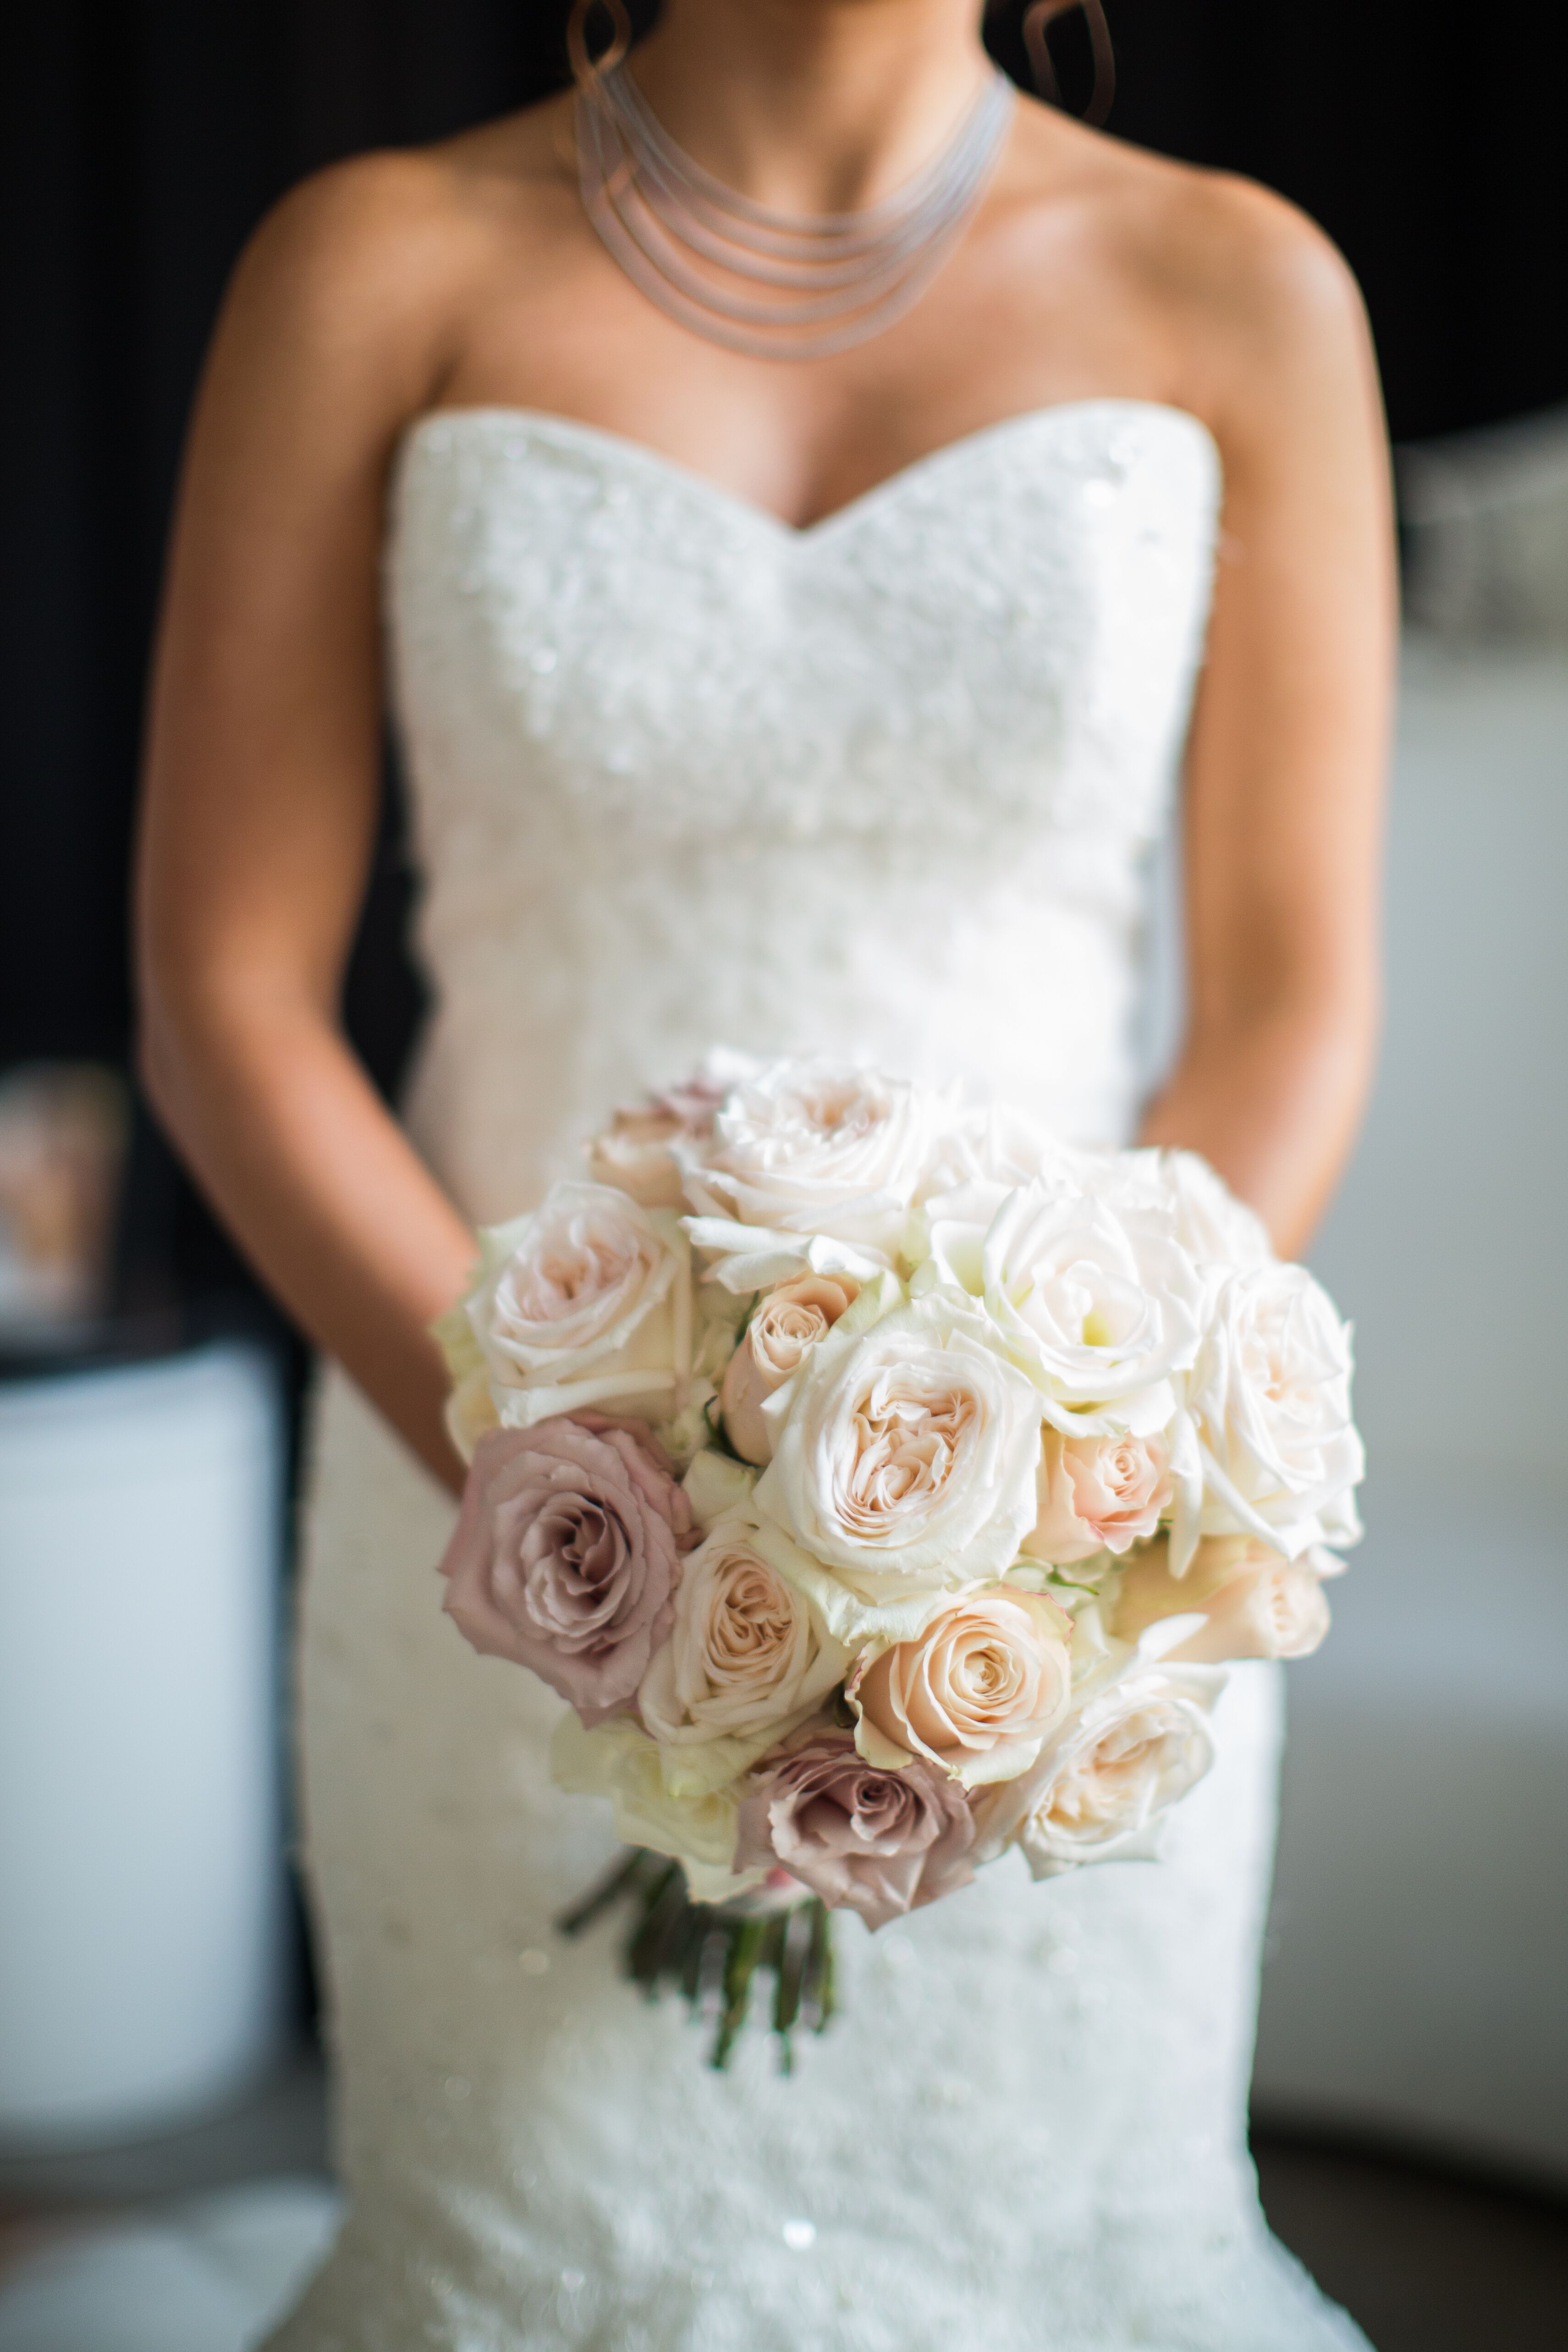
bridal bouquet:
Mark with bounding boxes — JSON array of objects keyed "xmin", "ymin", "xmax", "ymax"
[{"xmin": 434, "ymin": 1055, "xmax": 1362, "ymax": 2061}]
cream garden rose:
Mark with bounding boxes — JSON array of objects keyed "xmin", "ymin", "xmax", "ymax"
[
  {"xmin": 681, "ymin": 1057, "xmax": 935, "ymax": 1253},
  {"xmin": 638, "ymin": 1515, "xmax": 848, "ymax": 1780},
  {"xmin": 462, "ymin": 1181, "xmax": 690, "ymax": 1430},
  {"xmin": 753, "ymin": 1291, "xmax": 1045, "ymax": 1634},
  {"xmin": 719, "ymin": 1272, "xmax": 861, "ymax": 1464},
  {"xmin": 1022, "ymin": 1427, "xmax": 1173, "ymax": 1564},
  {"xmin": 975, "ymin": 1671, "xmax": 1218, "ymax": 1877},
  {"xmin": 1189, "ymin": 1261, "xmax": 1364, "ymax": 1558},
  {"xmin": 1112, "ymin": 1535, "xmax": 1331, "ymax": 1664},
  {"xmin": 851, "ymin": 1585, "xmax": 1074, "ymax": 1787}
]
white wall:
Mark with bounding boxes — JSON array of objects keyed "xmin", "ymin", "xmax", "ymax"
[{"xmin": 1249, "ymin": 640, "xmax": 1568, "ymax": 2182}]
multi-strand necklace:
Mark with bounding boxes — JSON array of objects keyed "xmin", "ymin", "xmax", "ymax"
[{"xmin": 573, "ymin": 53, "xmax": 1014, "ymax": 362}]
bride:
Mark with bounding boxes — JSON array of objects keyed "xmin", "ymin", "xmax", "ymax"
[{"xmin": 137, "ymin": 1, "xmax": 1391, "ymax": 2344}]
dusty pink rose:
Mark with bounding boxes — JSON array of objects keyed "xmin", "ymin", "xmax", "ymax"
[
  {"xmin": 438, "ymin": 1414, "xmax": 693, "ymax": 1726},
  {"xmin": 719, "ymin": 1273, "xmax": 861, "ymax": 1464},
  {"xmin": 1021, "ymin": 1428, "xmax": 1172, "ymax": 1565},
  {"xmin": 734, "ymin": 1730, "xmax": 976, "ymax": 1929}
]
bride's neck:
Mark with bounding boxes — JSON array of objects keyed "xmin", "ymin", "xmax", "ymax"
[{"xmin": 628, "ymin": 0, "xmax": 995, "ymax": 213}]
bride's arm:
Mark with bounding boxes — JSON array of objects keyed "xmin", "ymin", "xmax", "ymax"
[
  {"xmin": 137, "ymin": 159, "xmax": 481, "ymax": 1492},
  {"xmin": 1136, "ymin": 187, "xmax": 1396, "ymax": 1258}
]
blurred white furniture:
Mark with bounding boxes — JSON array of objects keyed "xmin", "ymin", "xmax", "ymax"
[
  {"xmin": 0, "ymin": 1341, "xmax": 289, "ymax": 2150},
  {"xmin": 1252, "ymin": 639, "xmax": 1568, "ymax": 2186}
]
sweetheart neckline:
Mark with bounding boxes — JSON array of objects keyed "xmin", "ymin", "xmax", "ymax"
[{"xmin": 399, "ymin": 396, "xmax": 1218, "ymax": 543}]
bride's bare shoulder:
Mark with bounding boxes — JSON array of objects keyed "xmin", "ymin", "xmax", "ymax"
[
  {"xmin": 1004, "ymin": 102, "xmax": 1375, "ymax": 429},
  {"xmin": 214, "ymin": 96, "xmax": 576, "ymax": 423}
]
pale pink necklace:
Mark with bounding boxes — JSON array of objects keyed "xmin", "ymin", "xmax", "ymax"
[{"xmin": 573, "ymin": 55, "xmax": 1014, "ymax": 363}]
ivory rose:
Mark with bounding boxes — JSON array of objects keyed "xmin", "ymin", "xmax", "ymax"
[
  {"xmin": 637, "ymin": 1515, "xmax": 849, "ymax": 1769},
  {"xmin": 851, "ymin": 1585, "xmax": 1074, "ymax": 1787},
  {"xmin": 975, "ymin": 1671, "xmax": 1217, "ymax": 1878},
  {"xmin": 1022, "ymin": 1428, "xmax": 1173, "ymax": 1564},
  {"xmin": 753, "ymin": 1291, "xmax": 1044, "ymax": 1630},
  {"xmin": 681, "ymin": 1058, "xmax": 935, "ymax": 1253},
  {"xmin": 1112, "ymin": 1535, "xmax": 1331, "ymax": 1664},
  {"xmin": 719, "ymin": 1273, "xmax": 860, "ymax": 1464},
  {"xmin": 1189, "ymin": 1261, "xmax": 1364, "ymax": 1559},
  {"xmin": 551, "ymin": 1711, "xmax": 753, "ymax": 1898},
  {"xmin": 922, "ymin": 1180, "xmax": 1202, "ymax": 1434},
  {"xmin": 463, "ymin": 1181, "xmax": 690, "ymax": 1430},
  {"xmin": 1161, "ymin": 1149, "xmax": 1273, "ymax": 1273},
  {"xmin": 438, "ymin": 1416, "xmax": 693, "ymax": 1726},
  {"xmin": 982, "ymin": 1186, "xmax": 1202, "ymax": 1427},
  {"xmin": 734, "ymin": 1729, "xmax": 976, "ymax": 1929}
]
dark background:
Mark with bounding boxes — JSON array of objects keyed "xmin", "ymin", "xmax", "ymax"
[{"xmin": 4, "ymin": 0, "xmax": 1565, "ymax": 1315}]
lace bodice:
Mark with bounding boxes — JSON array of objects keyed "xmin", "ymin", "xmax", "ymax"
[{"xmin": 388, "ymin": 402, "xmax": 1218, "ymax": 1213}]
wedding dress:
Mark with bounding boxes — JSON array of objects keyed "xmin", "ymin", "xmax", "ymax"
[{"xmin": 265, "ymin": 402, "xmax": 1371, "ymax": 2352}]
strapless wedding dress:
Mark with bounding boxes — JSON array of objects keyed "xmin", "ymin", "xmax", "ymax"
[{"xmin": 266, "ymin": 404, "xmax": 1370, "ymax": 2352}]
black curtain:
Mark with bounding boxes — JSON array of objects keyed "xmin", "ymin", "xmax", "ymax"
[{"xmin": 3, "ymin": 0, "xmax": 1564, "ymax": 1297}]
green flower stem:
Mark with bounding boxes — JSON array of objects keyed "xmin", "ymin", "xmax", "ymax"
[{"xmin": 558, "ymin": 1848, "xmax": 837, "ymax": 2070}]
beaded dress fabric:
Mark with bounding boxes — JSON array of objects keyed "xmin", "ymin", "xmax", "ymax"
[{"xmin": 267, "ymin": 403, "xmax": 1370, "ymax": 2351}]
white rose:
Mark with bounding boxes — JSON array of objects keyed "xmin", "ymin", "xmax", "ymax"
[
  {"xmin": 968, "ymin": 1182, "xmax": 1202, "ymax": 1434},
  {"xmin": 550, "ymin": 1711, "xmax": 754, "ymax": 1890},
  {"xmin": 1161, "ymin": 1150, "xmax": 1274, "ymax": 1273},
  {"xmin": 851, "ymin": 1584, "xmax": 1074, "ymax": 1787},
  {"xmin": 681, "ymin": 1058, "xmax": 935, "ymax": 1257},
  {"xmin": 637, "ymin": 1516, "xmax": 848, "ymax": 1791},
  {"xmin": 719, "ymin": 1272, "xmax": 861, "ymax": 1464},
  {"xmin": 464, "ymin": 1181, "xmax": 690, "ymax": 1430},
  {"xmin": 753, "ymin": 1291, "xmax": 1044, "ymax": 1638},
  {"xmin": 974, "ymin": 1669, "xmax": 1218, "ymax": 1877},
  {"xmin": 1112, "ymin": 1534, "xmax": 1331, "ymax": 1663},
  {"xmin": 1189, "ymin": 1261, "xmax": 1364, "ymax": 1559},
  {"xmin": 922, "ymin": 1102, "xmax": 1092, "ymax": 1198}
]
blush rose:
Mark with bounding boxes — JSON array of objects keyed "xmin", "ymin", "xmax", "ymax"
[
  {"xmin": 1112, "ymin": 1534, "xmax": 1331, "ymax": 1663},
  {"xmin": 1021, "ymin": 1428, "xmax": 1173, "ymax": 1564}
]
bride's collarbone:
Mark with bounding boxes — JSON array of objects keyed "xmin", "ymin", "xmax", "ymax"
[{"xmin": 408, "ymin": 119, "xmax": 1215, "ymax": 533}]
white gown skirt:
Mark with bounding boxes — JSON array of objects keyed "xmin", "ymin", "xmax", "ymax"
[{"xmin": 261, "ymin": 1367, "xmax": 1371, "ymax": 2352}]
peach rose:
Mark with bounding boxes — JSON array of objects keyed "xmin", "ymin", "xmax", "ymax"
[
  {"xmin": 1022, "ymin": 1429, "xmax": 1173, "ymax": 1565},
  {"xmin": 851, "ymin": 1585, "xmax": 1074, "ymax": 1787},
  {"xmin": 1112, "ymin": 1535, "xmax": 1331, "ymax": 1664},
  {"xmin": 718, "ymin": 1273, "xmax": 860, "ymax": 1465}
]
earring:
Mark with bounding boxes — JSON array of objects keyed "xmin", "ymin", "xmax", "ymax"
[
  {"xmin": 567, "ymin": 0, "xmax": 633, "ymax": 91},
  {"xmin": 1021, "ymin": 0, "xmax": 1116, "ymax": 128}
]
